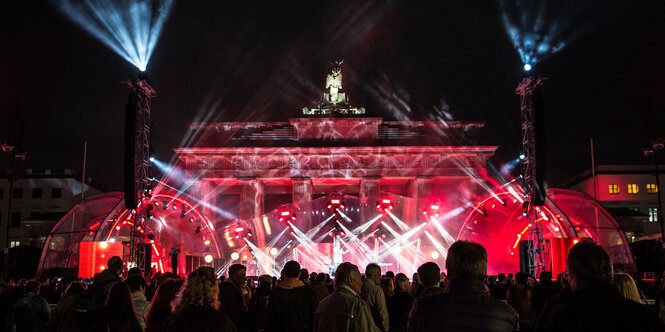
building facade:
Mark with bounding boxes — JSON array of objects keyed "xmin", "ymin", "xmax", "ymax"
[
  {"xmin": 564, "ymin": 165, "xmax": 664, "ymax": 241},
  {"xmin": 0, "ymin": 169, "xmax": 104, "ymax": 249}
]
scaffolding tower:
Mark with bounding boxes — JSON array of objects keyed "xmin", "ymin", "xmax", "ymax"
[
  {"xmin": 125, "ymin": 78, "xmax": 155, "ymax": 272},
  {"xmin": 516, "ymin": 74, "xmax": 546, "ymax": 276}
]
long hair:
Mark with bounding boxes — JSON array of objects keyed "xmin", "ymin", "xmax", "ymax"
[
  {"xmin": 613, "ymin": 273, "xmax": 641, "ymax": 303},
  {"xmin": 395, "ymin": 273, "xmax": 410, "ymax": 293},
  {"xmin": 106, "ymin": 282, "xmax": 141, "ymax": 332},
  {"xmin": 171, "ymin": 267, "xmax": 219, "ymax": 314},
  {"xmin": 145, "ymin": 278, "xmax": 184, "ymax": 332}
]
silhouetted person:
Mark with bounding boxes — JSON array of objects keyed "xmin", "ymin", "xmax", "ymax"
[
  {"xmin": 388, "ymin": 273, "xmax": 414, "ymax": 332},
  {"xmin": 543, "ymin": 241, "xmax": 664, "ymax": 332},
  {"xmin": 168, "ymin": 267, "xmax": 235, "ymax": 332},
  {"xmin": 417, "ymin": 262, "xmax": 444, "ymax": 297},
  {"xmin": 314, "ymin": 262, "xmax": 378, "ymax": 332},
  {"xmin": 265, "ymin": 261, "xmax": 318, "ymax": 332},
  {"xmin": 219, "ymin": 263, "xmax": 248, "ymax": 331},
  {"xmin": 14, "ymin": 280, "xmax": 50, "ymax": 332},
  {"xmin": 48, "ymin": 281, "xmax": 91, "ymax": 332},
  {"xmin": 169, "ymin": 247, "xmax": 180, "ymax": 274},
  {"xmin": 90, "ymin": 281, "xmax": 142, "ymax": 332},
  {"xmin": 145, "ymin": 278, "xmax": 184, "ymax": 332},
  {"xmin": 507, "ymin": 272, "xmax": 534, "ymax": 331},
  {"xmin": 491, "ymin": 273, "xmax": 509, "ymax": 300},
  {"xmin": 126, "ymin": 275, "xmax": 151, "ymax": 330},
  {"xmin": 311, "ymin": 273, "xmax": 331, "ymax": 301},
  {"xmin": 407, "ymin": 241, "xmax": 518, "ymax": 332},
  {"xmin": 533, "ymin": 271, "xmax": 557, "ymax": 317},
  {"xmin": 361, "ymin": 263, "xmax": 389, "ymax": 332},
  {"xmin": 248, "ymin": 275, "xmax": 272, "ymax": 331},
  {"xmin": 90, "ymin": 256, "xmax": 123, "ymax": 306}
]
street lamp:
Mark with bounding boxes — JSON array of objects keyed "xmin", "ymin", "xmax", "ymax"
[{"xmin": 643, "ymin": 138, "xmax": 665, "ymax": 247}]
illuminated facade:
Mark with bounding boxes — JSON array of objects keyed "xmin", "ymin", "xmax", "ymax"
[{"xmin": 174, "ymin": 64, "xmax": 498, "ymax": 249}]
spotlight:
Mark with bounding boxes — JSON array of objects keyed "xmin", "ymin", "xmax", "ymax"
[
  {"xmin": 231, "ymin": 252, "xmax": 240, "ymax": 260},
  {"xmin": 431, "ymin": 251, "xmax": 440, "ymax": 259},
  {"xmin": 149, "ymin": 156, "xmax": 155, "ymax": 163},
  {"xmin": 523, "ymin": 64, "xmax": 532, "ymax": 71},
  {"xmin": 519, "ymin": 154, "xmax": 526, "ymax": 160},
  {"xmin": 270, "ymin": 247, "xmax": 278, "ymax": 256},
  {"xmin": 204, "ymin": 254, "xmax": 213, "ymax": 263},
  {"xmin": 204, "ymin": 240, "xmax": 211, "ymax": 246},
  {"xmin": 99, "ymin": 242, "xmax": 108, "ymax": 248}
]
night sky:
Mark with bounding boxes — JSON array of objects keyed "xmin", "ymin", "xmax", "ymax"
[{"xmin": 2, "ymin": 0, "xmax": 665, "ymax": 191}]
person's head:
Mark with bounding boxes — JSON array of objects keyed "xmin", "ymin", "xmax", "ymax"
[
  {"xmin": 365, "ymin": 263, "xmax": 381, "ymax": 285},
  {"xmin": 107, "ymin": 256, "xmax": 123, "ymax": 275},
  {"xmin": 380, "ymin": 277, "xmax": 394, "ymax": 297},
  {"xmin": 146, "ymin": 278, "xmax": 183, "ymax": 328},
  {"xmin": 64, "ymin": 282, "xmax": 86, "ymax": 297},
  {"xmin": 412, "ymin": 273, "xmax": 421, "ymax": 284},
  {"xmin": 126, "ymin": 275, "xmax": 147, "ymax": 294},
  {"xmin": 315, "ymin": 273, "xmax": 326, "ymax": 284},
  {"xmin": 228, "ymin": 264, "xmax": 246, "ymax": 287},
  {"xmin": 282, "ymin": 261, "xmax": 301, "ymax": 279},
  {"xmin": 106, "ymin": 281, "xmax": 135, "ymax": 312},
  {"xmin": 566, "ymin": 241, "xmax": 612, "ymax": 292},
  {"xmin": 335, "ymin": 262, "xmax": 362, "ymax": 294},
  {"xmin": 445, "ymin": 241, "xmax": 487, "ymax": 281},
  {"xmin": 417, "ymin": 262, "xmax": 441, "ymax": 288},
  {"xmin": 514, "ymin": 272, "xmax": 528, "ymax": 286},
  {"xmin": 299, "ymin": 269, "xmax": 309, "ymax": 282},
  {"xmin": 539, "ymin": 271, "xmax": 553, "ymax": 283},
  {"xmin": 507, "ymin": 273, "xmax": 513, "ymax": 279},
  {"xmin": 127, "ymin": 267, "xmax": 143, "ymax": 278},
  {"xmin": 24, "ymin": 280, "xmax": 40, "ymax": 294},
  {"xmin": 395, "ymin": 273, "xmax": 409, "ymax": 293},
  {"xmin": 258, "ymin": 275, "xmax": 272, "ymax": 287},
  {"xmin": 385, "ymin": 271, "xmax": 395, "ymax": 280},
  {"xmin": 498, "ymin": 273, "xmax": 506, "ymax": 282},
  {"xmin": 172, "ymin": 267, "xmax": 219, "ymax": 313},
  {"xmin": 613, "ymin": 273, "xmax": 640, "ymax": 303}
]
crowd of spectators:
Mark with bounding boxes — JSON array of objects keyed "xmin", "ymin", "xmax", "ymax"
[{"xmin": 1, "ymin": 240, "xmax": 664, "ymax": 331}]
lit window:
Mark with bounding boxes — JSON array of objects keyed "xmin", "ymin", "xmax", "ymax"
[
  {"xmin": 608, "ymin": 184, "xmax": 619, "ymax": 194},
  {"xmin": 627, "ymin": 184, "xmax": 639, "ymax": 194},
  {"xmin": 9, "ymin": 241, "xmax": 20, "ymax": 248},
  {"xmin": 649, "ymin": 208, "xmax": 659, "ymax": 222},
  {"xmin": 647, "ymin": 184, "xmax": 658, "ymax": 194}
]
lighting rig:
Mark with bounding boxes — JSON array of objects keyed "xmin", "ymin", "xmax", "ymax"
[
  {"xmin": 516, "ymin": 68, "xmax": 547, "ymax": 276},
  {"xmin": 124, "ymin": 72, "xmax": 155, "ymax": 272}
]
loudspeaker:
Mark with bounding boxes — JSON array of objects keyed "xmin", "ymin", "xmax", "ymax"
[
  {"xmin": 519, "ymin": 240, "xmax": 532, "ymax": 273},
  {"xmin": 533, "ymin": 87, "xmax": 546, "ymax": 206},
  {"xmin": 124, "ymin": 96, "xmax": 137, "ymax": 209},
  {"xmin": 137, "ymin": 242, "xmax": 152, "ymax": 273}
]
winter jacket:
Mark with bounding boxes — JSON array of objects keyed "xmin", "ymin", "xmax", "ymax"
[
  {"xmin": 314, "ymin": 285, "xmax": 379, "ymax": 332},
  {"xmin": 543, "ymin": 283, "xmax": 665, "ymax": 332},
  {"xmin": 219, "ymin": 281, "xmax": 247, "ymax": 332},
  {"xmin": 167, "ymin": 305, "xmax": 236, "ymax": 332},
  {"xmin": 361, "ymin": 279, "xmax": 389, "ymax": 332},
  {"xmin": 507, "ymin": 284, "xmax": 534, "ymax": 330},
  {"xmin": 407, "ymin": 278, "xmax": 519, "ymax": 332},
  {"xmin": 131, "ymin": 291, "xmax": 151, "ymax": 330},
  {"xmin": 14, "ymin": 293, "xmax": 51, "ymax": 332},
  {"xmin": 248, "ymin": 284, "xmax": 271, "ymax": 330},
  {"xmin": 265, "ymin": 278, "xmax": 318, "ymax": 332},
  {"xmin": 48, "ymin": 293, "xmax": 92, "ymax": 332},
  {"xmin": 310, "ymin": 283, "xmax": 331, "ymax": 301}
]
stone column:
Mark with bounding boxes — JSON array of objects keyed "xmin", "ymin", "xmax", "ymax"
[
  {"xmin": 292, "ymin": 177, "xmax": 312, "ymax": 230},
  {"xmin": 406, "ymin": 176, "xmax": 434, "ymax": 223},
  {"xmin": 360, "ymin": 176, "xmax": 382, "ymax": 225},
  {"xmin": 238, "ymin": 178, "xmax": 265, "ymax": 246}
]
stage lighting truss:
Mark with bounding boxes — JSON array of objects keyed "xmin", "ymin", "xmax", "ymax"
[{"xmin": 327, "ymin": 193, "xmax": 345, "ymax": 211}]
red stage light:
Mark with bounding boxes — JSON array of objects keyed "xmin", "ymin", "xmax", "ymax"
[
  {"xmin": 281, "ymin": 211, "xmax": 290, "ymax": 216},
  {"xmin": 331, "ymin": 198, "xmax": 341, "ymax": 205},
  {"xmin": 115, "ymin": 226, "xmax": 121, "ymax": 230},
  {"xmin": 430, "ymin": 204, "xmax": 439, "ymax": 210},
  {"xmin": 235, "ymin": 227, "xmax": 245, "ymax": 232},
  {"xmin": 382, "ymin": 199, "xmax": 391, "ymax": 204}
]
